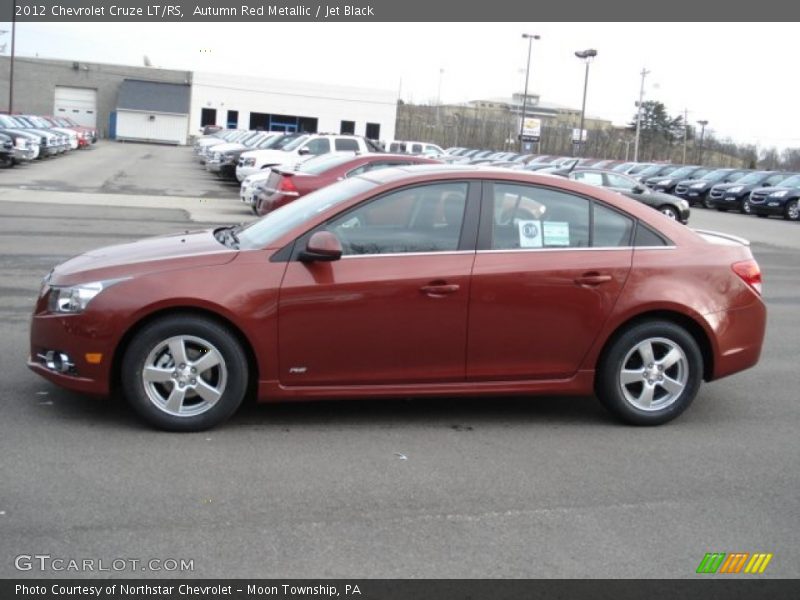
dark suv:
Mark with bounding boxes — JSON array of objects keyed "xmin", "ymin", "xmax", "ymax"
[
  {"xmin": 645, "ymin": 165, "xmax": 709, "ymax": 194},
  {"xmin": 673, "ymin": 168, "xmax": 750, "ymax": 208},
  {"xmin": 747, "ymin": 174, "xmax": 800, "ymax": 221},
  {"xmin": 708, "ymin": 171, "xmax": 795, "ymax": 214}
]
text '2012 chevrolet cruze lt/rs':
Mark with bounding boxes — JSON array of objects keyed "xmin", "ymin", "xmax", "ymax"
[{"xmin": 29, "ymin": 165, "xmax": 766, "ymax": 431}]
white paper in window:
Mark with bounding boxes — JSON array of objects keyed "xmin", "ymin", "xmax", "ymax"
[
  {"xmin": 543, "ymin": 221, "xmax": 570, "ymax": 246},
  {"xmin": 518, "ymin": 220, "xmax": 543, "ymax": 248}
]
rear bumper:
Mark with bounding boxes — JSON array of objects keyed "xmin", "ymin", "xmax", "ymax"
[{"xmin": 708, "ymin": 299, "xmax": 767, "ymax": 381}]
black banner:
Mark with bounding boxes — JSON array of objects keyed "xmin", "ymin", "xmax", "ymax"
[
  {"xmin": 2, "ymin": 0, "xmax": 800, "ymax": 22},
  {"xmin": 3, "ymin": 580, "xmax": 800, "ymax": 600}
]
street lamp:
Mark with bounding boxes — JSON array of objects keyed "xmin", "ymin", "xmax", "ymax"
[
  {"xmin": 696, "ymin": 119, "xmax": 709, "ymax": 164},
  {"xmin": 518, "ymin": 33, "xmax": 540, "ymax": 152},
  {"xmin": 573, "ymin": 48, "xmax": 597, "ymax": 157},
  {"xmin": 633, "ymin": 67, "xmax": 650, "ymax": 162}
]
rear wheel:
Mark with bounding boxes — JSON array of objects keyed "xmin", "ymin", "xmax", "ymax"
[
  {"xmin": 122, "ymin": 315, "xmax": 248, "ymax": 431},
  {"xmin": 784, "ymin": 199, "xmax": 799, "ymax": 221},
  {"xmin": 596, "ymin": 320, "xmax": 703, "ymax": 425}
]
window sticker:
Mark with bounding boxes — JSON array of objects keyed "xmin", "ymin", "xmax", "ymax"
[
  {"xmin": 518, "ymin": 220, "xmax": 543, "ymax": 248},
  {"xmin": 543, "ymin": 221, "xmax": 570, "ymax": 246}
]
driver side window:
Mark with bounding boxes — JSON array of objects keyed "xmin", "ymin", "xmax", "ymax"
[{"xmin": 325, "ymin": 182, "xmax": 469, "ymax": 256}]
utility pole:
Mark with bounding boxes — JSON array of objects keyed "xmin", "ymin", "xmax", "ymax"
[
  {"xmin": 633, "ymin": 67, "xmax": 649, "ymax": 162},
  {"xmin": 435, "ymin": 68, "xmax": 443, "ymax": 127},
  {"xmin": 682, "ymin": 108, "xmax": 688, "ymax": 165},
  {"xmin": 8, "ymin": 1, "xmax": 16, "ymax": 114},
  {"xmin": 697, "ymin": 119, "xmax": 709, "ymax": 164}
]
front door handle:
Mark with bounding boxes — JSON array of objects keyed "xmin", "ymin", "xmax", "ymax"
[
  {"xmin": 420, "ymin": 283, "xmax": 460, "ymax": 297},
  {"xmin": 574, "ymin": 272, "xmax": 613, "ymax": 286}
]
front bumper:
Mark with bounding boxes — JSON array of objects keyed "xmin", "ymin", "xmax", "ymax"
[
  {"xmin": 236, "ymin": 166, "xmax": 259, "ymax": 182},
  {"xmin": 749, "ymin": 201, "xmax": 786, "ymax": 216},
  {"xmin": 708, "ymin": 193, "xmax": 745, "ymax": 209}
]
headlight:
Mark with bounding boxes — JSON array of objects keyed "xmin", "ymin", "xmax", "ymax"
[
  {"xmin": 47, "ymin": 278, "xmax": 128, "ymax": 314},
  {"xmin": 690, "ymin": 182, "xmax": 705, "ymax": 189},
  {"xmin": 657, "ymin": 179, "xmax": 672, "ymax": 186},
  {"xmin": 728, "ymin": 186, "xmax": 743, "ymax": 193},
  {"xmin": 15, "ymin": 138, "xmax": 26, "ymax": 148},
  {"xmin": 242, "ymin": 157, "xmax": 255, "ymax": 167},
  {"xmin": 771, "ymin": 190, "xmax": 788, "ymax": 198}
]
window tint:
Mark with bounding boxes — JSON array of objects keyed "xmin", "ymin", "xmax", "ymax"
[
  {"xmin": 411, "ymin": 144, "xmax": 423, "ymax": 153},
  {"xmin": 571, "ymin": 171, "xmax": 604, "ymax": 186},
  {"xmin": 634, "ymin": 223, "xmax": 668, "ymax": 247},
  {"xmin": 490, "ymin": 184, "xmax": 590, "ymax": 250},
  {"xmin": 325, "ymin": 182, "xmax": 468, "ymax": 256},
  {"xmin": 335, "ymin": 138, "xmax": 360, "ymax": 151},
  {"xmin": 305, "ymin": 138, "xmax": 331, "ymax": 155},
  {"xmin": 593, "ymin": 203, "xmax": 634, "ymax": 247}
]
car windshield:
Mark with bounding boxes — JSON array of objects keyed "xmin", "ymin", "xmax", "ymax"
[
  {"xmin": 737, "ymin": 171, "xmax": 771, "ymax": 185},
  {"xmin": 280, "ymin": 135, "xmax": 311, "ymax": 151},
  {"xmin": 666, "ymin": 166, "xmax": 698, "ymax": 179},
  {"xmin": 701, "ymin": 169, "xmax": 733, "ymax": 181},
  {"xmin": 638, "ymin": 165, "xmax": 669, "ymax": 177},
  {"xmin": 296, "ymin": 153, "xmax": 358, "ymax": 175},
  {"xmin": 236, "ymin": 177, "xmax": 377, "ymax": 249},
  {"xmin": 775, "ymin": 174, "xmax": 800, "ymax": 188},
  {"xmin": 612, "ymin": 162, "xmax": 634, "ymax": 172}
]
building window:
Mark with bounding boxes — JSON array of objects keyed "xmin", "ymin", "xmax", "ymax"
[
  {"xmin": 340, "ymin": 120, "xmax": 355, "ymax": 135},
  {"xmin": 200, "ymin": 108, "xmax": 217, "ymax": 127},
  {"xmin": 226, "ymin": 110, "xmax": 238, "ymax": 129},
  {"xmin": 365, "ymin": 123, "xmax": 380, "ymax": 140}
]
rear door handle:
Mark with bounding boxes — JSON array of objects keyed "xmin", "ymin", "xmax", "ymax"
[
  {"xmin": 420, "ymin": 283, "xmax": 460, "ymax": 297},
  {"xmin": 574, "ymin": 273, "xmax": 613, "ymax": 286}
]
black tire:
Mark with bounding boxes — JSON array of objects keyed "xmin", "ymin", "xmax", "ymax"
[
  {"xmin": 121, "ymin": 315, "xmax": 249, "ymax": 431},
  {"xmin": 783, "ymin": 199, "xmax": 799, "ymax": 221},
  {"xmin": 701, "ymin": 194, "xmax": 714, "ymax": 210},
  {"xmin": 658, "ymin": 205, "xmax": 679, "ymax": 220},
  {"xmin": 596, "ymin": 320, "xmax": 703, "ymax": 426},
  {"xmin": 741, "ymin": 199, "xmax": 752, "ymax": 215}
]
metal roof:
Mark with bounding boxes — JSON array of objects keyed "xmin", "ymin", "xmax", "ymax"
[{"xmin": 117, "ymin": 79, "xmax": 190, "ymax": 115}]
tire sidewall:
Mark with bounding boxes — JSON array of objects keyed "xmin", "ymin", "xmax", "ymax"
[
  {"xmin": 122, "ymin": 316, "xmax": 248, "ymax": 431},
  {"xmin": 597, "ymin": 321, "xmax": 703, "ymax": 426}
]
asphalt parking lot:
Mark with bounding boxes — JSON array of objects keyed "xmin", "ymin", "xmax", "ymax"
[{"xmin": 0, "ymin": 144, "xmax": 798, "ymax": 579}]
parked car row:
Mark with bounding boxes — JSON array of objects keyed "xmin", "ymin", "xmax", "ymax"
[{"xmin": 0, "ymin": 114, "xmax": 96, "ymax": 167}]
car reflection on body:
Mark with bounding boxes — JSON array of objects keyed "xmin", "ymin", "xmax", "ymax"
[{"xmin": 29, "ymin": 165, "xmax": 766, "ymax": 431}]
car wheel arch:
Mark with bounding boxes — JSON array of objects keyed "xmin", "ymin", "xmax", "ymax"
[
  {"xmin": 110, "ymin": 307, "xmax": 259, "ymax": 400},
  {"xmin": 592, "ymin": 310, "xmax": 715, "ymax": 384}
]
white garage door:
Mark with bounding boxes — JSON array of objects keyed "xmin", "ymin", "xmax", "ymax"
[
  {"xmin": 116, "ymin": 111, "xmax": 189, "ymax": 145},
  {"xmin": 53, "ymin": 87, "xmax": 98, "ymax": 129}
]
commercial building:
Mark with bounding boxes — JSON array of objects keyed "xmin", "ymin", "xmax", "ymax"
[{"xmin": 0, "ymin": 56, "xmax": 398, "ymax": 145}]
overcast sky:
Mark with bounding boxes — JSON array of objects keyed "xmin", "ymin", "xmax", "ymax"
[{"xmin": 2, "ymin": 21, "xmax": 798, "ymax": 149}]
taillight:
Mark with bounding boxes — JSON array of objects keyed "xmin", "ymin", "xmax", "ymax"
[
  {"xmin": 732, "ymin": 259, "xmax": 762, "ymax": 295},
  {"xmin": 278, "ymin": 175, "xmax": 298, "ymax": 195}
]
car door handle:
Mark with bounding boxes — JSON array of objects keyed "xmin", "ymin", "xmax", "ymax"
[
  {"xmin": 574, "ymin": 273, "xmax": 613, "ymax": 286},
  {"xmin": 420, "ymin": 283, "xmax": 460, "ymax": 296}
]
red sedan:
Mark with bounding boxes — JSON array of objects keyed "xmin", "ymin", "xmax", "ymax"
[
  {"xmin": 29, "ymin": 165, "xmax": 766, "ymax": 431},
  {"xmin": 253, "ymin": 152, "xmax": 440, "ymax": 216}
]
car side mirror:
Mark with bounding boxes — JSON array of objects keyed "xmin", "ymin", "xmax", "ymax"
[
  {"xmin": 299, "ymin": 231, "xmax": 342, "ymax": 262},
  {"xmin": 632, "ymin": 185, "xmax": 645, "ymax": 194},
  {"xmin": 298, "ymin": 147, "xmax": 311, "ymax": 155}
]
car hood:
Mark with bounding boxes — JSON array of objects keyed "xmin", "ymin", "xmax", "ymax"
[
  {"xmin": 211, "ymin": 142, "xmax": 246, "ymax": 153},
  {"xmin": 243, "ymin": 149, "xmax": 296, "ymax": 163},
  {"xmin": 50, "ymin": 229, "xmax": 237, "ymax": 285},
  {"xmin": 752, "ymin": 186, "xmax": 794, "ymax": 194}
]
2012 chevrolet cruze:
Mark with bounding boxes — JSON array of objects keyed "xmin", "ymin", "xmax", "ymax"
[{"xmin": 29, "ymin": 165, "xmax": 766, "ymax": 431}]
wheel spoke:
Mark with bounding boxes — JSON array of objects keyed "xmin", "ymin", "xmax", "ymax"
[
  {"xmin": 660, "ymin": 375, "xmax": 684, "ymax": 396},
  {"xmin": 192, "ymin": 349, "xmax": 221, "ymax": 375},
  {"xmin": 637, "ymin": 341, "xmax": 655, "ymax": 366},
  {"xmin": 659, "ymin": 347, "xmax": 683, "ymax": 370},
  {"xmin": 143, "ymin": 366, "xmax": 174, "ymax": 384},
  {"xmin": 637, "ymin": 383, "xmax": 655, "ymax": 409},
  {"xmin": 168, "ymin": 338, "xmax": 189, "ymax": 366},
  {"xmin": 620, "ymin": 368, "xmax": 644, "ymax": 386},
  {"xmin": 164, "ymin": 386, "xmax": 186, "ymax": 414},
  {"xmin": 194, "ymin": 380, "xmax": 222, "ymax": 407}
]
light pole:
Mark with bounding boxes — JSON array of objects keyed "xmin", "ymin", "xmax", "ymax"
[
  {"xmin": 574, "ymin": 48, "xmax": 597, "ymax": 157},
  {"xmin": 7, "ymin": 1, "xmax": 16, "ymax": 114},
  {"xmin": 682, "ymin": 108, "xmax": 689, "ymax": 164},
  {"xmin": 518, "ymin": 33, "xmax": 540, "ymax": 152},
  {"xmin": 696, "ymin": 119, "xmax": 708, "ymax": 164},
  {"xmin": 633, "ymin": 67, "xmax": 650, "ymax": 162},
  {"xmin": 435, "ymin": 68, "xmax": 443, "ymax": 126}
]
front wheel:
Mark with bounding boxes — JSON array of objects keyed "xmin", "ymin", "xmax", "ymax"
[
  {"xmin": 702, "ymin": 195, "xmax": 714, "ymax": 209},
  {"xmin": 658, "ymin": 205, "xmax": 679, "ymax": 220},
  {"xmin": 596, "ymin": 321, "xmax": 703, "ymax": 425},
  {"xmin": 742, "ymin": 199, "xmax": 752, "ymax": 215},
  {"xmin": 121, "ymin": 315, "xmax": 249, "ymax": 431}
]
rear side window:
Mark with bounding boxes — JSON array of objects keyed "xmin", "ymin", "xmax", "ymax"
[
  {"xmin": 634, "ymin": 223, "xmax": 669, "ymax": 247},
  {"xmin": 335, "ymin": 138, "xmax": 360, "ymax": 151},
  {"xmin": 304, "ymin": 138, "xmax": 330, "ymax": 155},
  {"xmin": 593, "ymin": 203, "xmax": 634, "ymax": 247}
]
